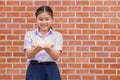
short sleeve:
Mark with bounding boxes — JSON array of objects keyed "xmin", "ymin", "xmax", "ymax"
[
  {"xmin": 54, "ymin": 32, "xmax": 63, "ymax": 51},
  {"xmin": 24, "ymin": 32, "xmax": 32, "ymax": 51}
]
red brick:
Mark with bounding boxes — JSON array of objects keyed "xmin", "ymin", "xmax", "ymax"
[
  {"xmin": 7, "ymin": 58, "xmax": 20, "ymax": 62},
  {"xmin": 76, "ymin": 35, "xmax": 89, "ymax": 40},
  {"xmin": 7, "ymin": 35, "xmax": 19, "ymax": 40},
  {"xmin": 7, "ymin": 69, "xmax": 20, "ymax": 74},
  {"xmin": 21, "ymin": 12, "xmax": 33, "ymax": 17},
  {"xmin": 104, "ymin": 58, "xmax": 116, "ymax": 62},
  {"xmin": 96, "ymin": 41, "xmax": 108, "ymax": 46},
  {"xmin": 13, "ymin": 64, "xmax": 26, "ymax": 68},
  {"xmin": 7, "ymin": 24, "xmax": 19, "ymax": 28},
  {"xmin": 90, "ymin": 12, "xmax": 102, "ymax": 17},
  {"xmin": 68, "ymin": 64, "xmax": 81, "ymax": 68},
  {"xmin": 63, "ymin": 1, "xmax": 75, "ymax": 5},
  {"xmin": 96, "ymin": 64, "xmax": 108, "ymax": 68},
  {"xmin": 13, "ymin": 7, "xmax": 25, "ymax": 11},
  {"xmin": 76, "ymin": 58, "xmax": 89, "ymax": 62},
  {"xmin": 104, "ymin": 1, "xmax": 116, "ymax": 5},
  {"xmin": 90, "ymin": 58, "xmax": 103, "ymax": 62},
  {"xmin": 34, "ymin": 1, "xmax": 47, "ymax": 5},
  {"xmin": 21, "ymin": 1, "xmax": 33, "ymax": 5},
  {"xmin": 69, "ymin": 6, "xmax": 81, "ymax": 11},
  {"xmin": 110, "ymin": 76, "xmax": 120, "ymax": 80},
  {"xmin": 0, "ymin": 69, "xmax": 6, "ymax": 74},
  {"xmin": 0, "ymin": 1, "xmax": 5, "ymax": 5},
  {"xmin": 62, "ymin": 12, "xmax": 75, "ymax": 17},
  {"xmin": 69, "ymin": 29, "xmax": 81, "ymax": 34},
  {"xmin": 83, "ymin": 75, "xmax": 94, "ymax": 80},
  {"xmin": 82, "ymin": 64, "xmax": 95, "ymax": 68},
  {"xmin": 76, "ymin": 12, "xmax": 89, "ymax": 17},
  {"xmin": 104, "ymin": 47, "xmax": 116, "ymax": 51},
  {"xmin": 96, "ymin": 75, "xmax": 108, "ymax": 80},
  {"xmin": 83, "ymin": 30, "xmax": 95, "ymax": 34},
  {"xmin": 0, "ymin": 75, "xmax": 12, "ymax": 79},
  {"xmin": 13, "ymin": 52, "xmax": 25, "ymax": 57},
  {"xmin": 0, "ymin": 12, "xmax": 5, "ymax": 17},
  {"xmin": 77, "ymin": 46, "xmax": 89, "ymax": 51},
  {"xmin": 49, "ymin": 1, "xmax": 61, "ymax": 5},
  {"xmin": 82, "ymin": 52, "xmax": 95, "ymax": 57},
  {"xmin": 104, "ymin": 36, "xmax": 116, "ymax": 40},
  {"xmin": 55, "ymin": 7, "xmax": 67, "ymax": 11},
  {"xmin": 83, "ymin": 7, "xmax": 95, "ymax": 11},
  {"xmin": 7, "ymin": 1, "xmax": 19, "ymax": 5},
  {"xmin": 62, "ymin": 69, "xmax": 75, "ymax": 74},
  {"xmin": 0, "ymin": 52, "xmax": 12, "ymax": 57},
  {"xmin": 83, "ymin": 18, "xmax": 95, "ymax": 23},
  {"xmin": 76, "ymin": 70, "xmax": 89, "ymax": 74},
  {"xmin": 97, "ymin": 7, "xmax": 109, "ymax": 11},
  {"xmin": 13, "ymin": 30, "xmax": 26, "ymax": 34},
  {"xmin": 110, "ymin": 64, "xmax": 120, "ymax": 68},
  {"xmin": 90, "ymin": 1, "xmax": 102, "ymax": 5},
  {"xmin": 0, "ymin": 18, "xmax": 11, "ymax": 22},
  {"xmin": 13, "ymin": 75, "xmax": 25, "ymax": 79},
  {"xmin": 62, "ymin": 58, "xmax": 75, "ymax": 62},
  {"xmin": 76, "ymin": 1, "xmax": 89, "ymax": 5},
  {"xmin": 96, "ymin": 52, "xmax": 109, "ymax": 57},
  {"xmin": 104, "ymin": 70, "xmax": 116, "ymax": 74},
  {"xmin": 0, "ymin": 7, "xmax": 11, "ymax": 11},
  {"xmin": 110, "ymin": 53, "xmax": 120, "ymax": 57},
  {"xmin": 76, "ymin": 24, "xmax": 89, "ymax": 28},
  {"xmin": 0, "ymin": 64, "xmax": 12, "ymax": 68},
  {"xmin": 90, "ymin": 69, "xmax": 102, "ymax": 74},
  {"xmin": 104, "ymin": 24, "xmax": 116, "ymax": 28},
  {"xmin": 13, "ymin": 18, "xmax": 25, "ymax": 23},
  {"xmin": 68, "ymin": 75, "xmax": 81, "ymax": 80}
]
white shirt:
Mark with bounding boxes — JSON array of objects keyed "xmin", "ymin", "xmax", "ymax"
[{"xmin": 24, "ymin": 28, "xmax": 63, "ymax": 62}]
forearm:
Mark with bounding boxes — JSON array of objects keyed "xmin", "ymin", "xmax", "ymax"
[
  {"xmin": 26, "ymin": 49, "xmax": 40, "ymax": 58},
  {"xmin": 47, "ymin": 49, "xmax": 61, "ymax": 61}
]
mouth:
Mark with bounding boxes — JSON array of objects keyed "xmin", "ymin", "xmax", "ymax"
[
  {"xmin": 42, "ymin": 25, "xmax": 47, "ymax": 28},
  {"xmin": 40, "ymin": 25, "xmax": 48, "ymax": 29}
]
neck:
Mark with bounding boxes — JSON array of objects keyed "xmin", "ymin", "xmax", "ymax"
[
  {"xmin": 41, "ymin": 30, "xmax": 48, "ymax": 36},
  {"xmin": 39, "ymin": 29, "xmax": 49, "ymax": 36}
]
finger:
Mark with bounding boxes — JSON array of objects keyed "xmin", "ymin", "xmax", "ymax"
[
  {"xmin": 32, "ymin": 45, "xmax": 37, "ymax": 48},
  {"xmin": 51, "ymin": 45, "xmax": 54, "ymax": 48}
]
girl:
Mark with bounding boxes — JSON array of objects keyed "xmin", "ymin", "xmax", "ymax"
[{"xmin": 24, "ymin": 6, "xmax": 63, "ymax": 80}]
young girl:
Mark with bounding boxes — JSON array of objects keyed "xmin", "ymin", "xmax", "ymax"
[{"xmin": 24, "ymin": 6, "xmax": 63, "ymax": 80}]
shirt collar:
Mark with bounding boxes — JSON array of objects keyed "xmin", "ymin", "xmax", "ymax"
[{"xmin": 35, "ymin": 28, "xmax": 53, "ymax": 37}]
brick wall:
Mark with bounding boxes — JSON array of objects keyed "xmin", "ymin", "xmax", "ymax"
[{"xmin": 0, "ymin": 0, "xmax": 120, "ymax": 80}]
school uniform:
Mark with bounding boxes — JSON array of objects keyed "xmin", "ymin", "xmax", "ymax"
[{"xmin": 24, "ymin": 28, "xmax": 63, "ymax": 80}]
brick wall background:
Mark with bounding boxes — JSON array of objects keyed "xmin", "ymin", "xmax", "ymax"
[{"xmin": 0, "ymin": 0, "xmax": 120, "ymax": 80}]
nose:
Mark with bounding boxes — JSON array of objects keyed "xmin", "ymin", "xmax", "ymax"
[{"xmin": 42, "ymin": 20, "xmax": 46, "ymax": 24}]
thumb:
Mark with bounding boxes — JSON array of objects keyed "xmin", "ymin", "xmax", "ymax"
[{"xmin": 51, "ymin": 45, "xmax": 54, "ymax": 48}]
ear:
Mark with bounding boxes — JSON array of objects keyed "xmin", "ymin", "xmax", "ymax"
[{"xmin": 52, "ymin": 18, "xmax": 54, "ymax": 23}]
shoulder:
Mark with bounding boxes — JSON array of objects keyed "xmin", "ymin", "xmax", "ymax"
[
  {"xmin": 25, "ymin": 29, "xmax": 36, "ymax": 36},
  {"xmin": 52, "ymin": 30, "xmax": 63, "ymax": 37}
]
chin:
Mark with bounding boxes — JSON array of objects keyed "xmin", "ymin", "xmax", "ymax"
[{"xmin": 42, "ymin": 28, "xmax": 49, "ymax": 31}]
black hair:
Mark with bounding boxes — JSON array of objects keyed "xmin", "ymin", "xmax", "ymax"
[{"xmin": 35, "ymin": 6, "xmax": 53, "ymax": 18}]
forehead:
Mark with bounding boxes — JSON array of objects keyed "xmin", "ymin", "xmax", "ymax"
[{"xmin": 37, "ymin": 12, "xmax": 51, "ymax": 18}]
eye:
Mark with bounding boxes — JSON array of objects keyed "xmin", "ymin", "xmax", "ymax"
[
  {"xmin": 39, "ymin": 18, "xmax": 43, "ymax": 21},
  {"xmin": 46, "ymin": 18, "xmax": 49, "ymax": 21}
]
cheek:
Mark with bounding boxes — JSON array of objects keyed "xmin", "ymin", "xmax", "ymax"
[
  {"xmin": 37, "ymin": 20, "xmax": 42, "ymax": 24},
  {"xmin": 48, "ymin": 20, "xmax": 52, "ymax": 24}
]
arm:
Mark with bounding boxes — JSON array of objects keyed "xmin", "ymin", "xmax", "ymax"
[
  {"xmin": 43, "ymin": 45, "xmax": 61, "ymax": 60},
  {"xmin": 43, "ymin": 32, "xmax": 63, "ymax": 61},
  {"xmin": 47, "ymin": 49, "xmax": 61, "ymax": 61},
  {"xmin": 25, "ymin": 45, "xmax": 43, "ymax": 59}
]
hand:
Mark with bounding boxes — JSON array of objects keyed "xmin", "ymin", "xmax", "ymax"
[
  {"xmin": 42, "ymin": 45, "xmax": 54, "ymax": 53},
  {"xmin": 32, "ymin": 45, "xmax": 43, "ymax": 52}
]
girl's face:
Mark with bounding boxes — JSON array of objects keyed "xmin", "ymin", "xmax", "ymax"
[{"xmin": 36, "ymin": 12, "xmax": 53, "ymax": 32}]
